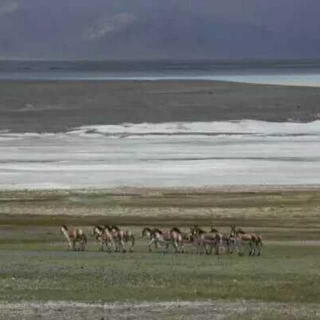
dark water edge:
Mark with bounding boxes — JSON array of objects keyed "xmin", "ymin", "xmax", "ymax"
[
  {"xmin": 0, "ymin": 80, "xmax": 319, "ymax": 133},
  {"xmin": 1, "ymin": 59, "xmax": 320, "ymax": 80}
]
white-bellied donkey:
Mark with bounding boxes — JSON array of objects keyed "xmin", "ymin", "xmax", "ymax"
[
  {"xmin": 92, "ymin": 225, "xmax": 115, "ymax": 252},
  {"xmin": 60, "ymin": 225, "xmax": 87, "ymax": 251},
  {"xmin": 105, "ymin": 225, "xmax": 135, "ymax": 253}
]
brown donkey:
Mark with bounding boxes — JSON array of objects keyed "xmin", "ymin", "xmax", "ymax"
[
  {"xmin": 147, "ymin": 228, "xmax": 183, "ymax": 253},
  {"xmin": 106, "ymin": 225, "xmax": 135, "ymax": 252},
  {"xmin": 92, "ymin": 226, "xmax": 115, "ymax": 252},
  {"xmin": 190, "ymin": 225, "xmax": 222, "ymax": 255},
  {"xmin": 231, "ymin": 225, "xmax": 263, "ymax": 256},
  {"xmin": 60, "ymin": 225, "xmax": 87, "ymax": 251}
]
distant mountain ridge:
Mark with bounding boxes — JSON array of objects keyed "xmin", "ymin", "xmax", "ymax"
[{"xmin": 0, "ymin": 1, "xmax": 319, "ymax": 60}]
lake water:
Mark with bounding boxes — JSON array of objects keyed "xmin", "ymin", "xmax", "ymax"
[{"xmin": 1, "ymin": 59, "xmax": 320, "ymax": 86}]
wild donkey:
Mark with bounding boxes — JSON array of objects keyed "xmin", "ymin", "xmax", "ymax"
[
  {"xmin": 230, "ymin": 225, "xmax": 263, "ymax": 256},
  {"xmin": 60, "ymin": 225, "xmax": 87, "ymax": 251},
  {"xmin": 143, "ymin": 227, "xmax": 184, "ymax": 253},
  {"xmin": 92, "ymin": 226, "xmax": 115, "ymax": 252},
  {"xmin": 105, "ymin": 225, "xmax": 135, "ymax": 252},
  {"xmin": 190, "ymin": 226, "xmax": 222, "ymax": 255}
]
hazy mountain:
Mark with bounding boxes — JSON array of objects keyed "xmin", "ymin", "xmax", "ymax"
[{"xmin": 1, "ymin": 0, "xmax": 319, "ymax": 60}]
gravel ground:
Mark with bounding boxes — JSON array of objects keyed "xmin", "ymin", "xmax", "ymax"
[{"xmin": 0, "ymin": 300, "xmax": 319, "ymax": 320}]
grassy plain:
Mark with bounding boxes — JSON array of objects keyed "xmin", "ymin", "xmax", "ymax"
[{"xmin": 0, "ymin": 187, "xmax": 320, "ymax": 319}]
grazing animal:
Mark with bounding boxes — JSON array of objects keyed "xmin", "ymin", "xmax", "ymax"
[
  {"xmin": 190, "ymin": 226, "xmax": 207, "ymax": 254},
  {"xmin": 147, "ymin": 228, "xmax": 169, "ymax": 252},
  {"xmin": 123, "ymin": 229, "xmax": 135, "ymax": 252},
  {"xmin": 170, "ymin": 227, "xmax": 190, "ymax": 241},
  {"xmin": 169, "ymin": 227, "xmax": 184, "ymax": 253},
  {"xmin": 210, "ymin": 226, "xmax": 234, "ymax": 254},
  {"xmin": 189, "ymin": 232, "xmax": 217, "ymax": 255},
  {"xmin": 142, "ymin": 227, "xmax": 152, "ymax": 239},
  {"xmin": 92, "ymin": 226, "xmax": 115, "ymax": 252},
  {"xmin": 146, "ymin": 228, "xmax": 183, "ymax": 253},
  {"xmin": 143, "ymin": 228, "xmax": 164, "ymax": 251},
  {"xmin": 227, "ymin": 226, "xmax": 243, "ymax": 255},
  {"xmin": 60, "ymin": 225, "xmax": 87, "ymax": 251},
  {"xmin": 190, "ymin": 225, "xmax": 222, "ymax": 255},
  {"xmin": 104, "ymin": 225, "xmax": 124, "ymax": 252},
  {"xmin": 231, "ymin": 225, "xmax": 263, "ymax": 256},
  {"xmin": 142, "ymin": 227, "xmax": 160, "ymax": 250},
  {"xmin": 106, "ymin": 225, "xmax": 135, "ymax": 252}
]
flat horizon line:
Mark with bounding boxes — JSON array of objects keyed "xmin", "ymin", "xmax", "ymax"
[{"xmin": 1, "ymin": 58, "xmax": 320, "ymax": 63}]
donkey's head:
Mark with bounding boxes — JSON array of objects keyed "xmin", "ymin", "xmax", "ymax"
[
  {"xmin": 142, "ymin": 227, "xmax": 151, "ymax": 237},
  {"xmin": 170, "ymin": 227, "xmax": 181, "ymax": 234},
  {"xmin": 60, "ymin": 225, "xmax": 68, "ymax": 234},
  {"xmin": 92, "ymin": 225, "xmax": 102, "ymax": 236},
  {"xmin": 190, "ymin": 226, "xmax": 197, "ymax": 236},
  {"xmin": 152, "ymin": 228, "xmax": 162, "ymax": 235}
]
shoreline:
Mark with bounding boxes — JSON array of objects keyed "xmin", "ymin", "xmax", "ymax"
[
  {"xmin": 1, "ymin": 79, "xmax": 319, "ymax": 190},
  {"xmin": 2, "ymin": 77, "xmax": 320, "ymax": 88},
  {"xmin": 1, "ymin": 80, "xmax": 320, "ymax": 132}
]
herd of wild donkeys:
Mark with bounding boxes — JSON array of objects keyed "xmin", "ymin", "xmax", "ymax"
[{"xmin": 60, "ymin": 224, "xmax": 263, "ymax": 256}]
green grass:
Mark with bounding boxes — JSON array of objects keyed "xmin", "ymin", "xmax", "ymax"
[
  {"xmin": 0, "ymin": 229, "xmax": 320, "ymax": 304},
  {"xmin": 1, "ymin": 188, "xmax": 320, "ymax": 223},
  {"xmin": 0, "ymin": 187, "xmax": 320, "ymax": 306}
]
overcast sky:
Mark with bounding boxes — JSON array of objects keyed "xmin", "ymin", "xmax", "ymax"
[{"xmin": 0, "ymin": 0, "xmax": 319, "ymax": 60}]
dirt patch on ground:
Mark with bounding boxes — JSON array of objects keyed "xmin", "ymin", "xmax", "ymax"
[
  {"xmin": 267, "ymin": 240, "xmax": 320, "ymax": 246},
  {"xmin": 0, "ymin": 300, "xmax": 319, "ymax": 320}
]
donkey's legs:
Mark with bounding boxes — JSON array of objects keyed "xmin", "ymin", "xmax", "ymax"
[
  {"xmin": 148, "ymin": 238, "xmax": 156, "ymax": 252},
  {"xmin": 249, "ymin": 241, "xmax": 256, "ymax": 256},
  {"xmin": 205, "ymin": 243, "xmax": 213, "ymax": 255},
  {"xmin": 180, "ymin": 242, "xmax": 184, "ymax": 254},
  {"xmin": 173, "ymin": 240, "xmax": 180, "ymax": 253},
  {"xmin": 114, "ymin": 238, "xmax": 121, "ymax": 252},
  {"xmin": 106, "ymin": 240, "xmax": 114, "ymax": 253},
  {"xmin": 256, "ymin": 241, "xmax": 261, "ymax": 256},
  {"xmin": 192, "ymin": 240, "xmax": 199, "ymax": 254},
  {"xmin": 163, "ymin": 241, "xmax": 171, "ymax": 253},
  {"xmin": 128, "ymin": 236, "xmax": 135, "ymax": 252},
  {"xmin": 252, "ymin": 241, "xmax": 258, "ymax": 256},
  {"xmin": 235, "ymin": 239, "xmax": 243, "ymax": 256},
  {"xmin": 119, "ymin": 239, "xmax": 126, "ymax": 253},
  {"xmin": 215, "ymin": 239, "xmax": 224, "ymax": 255},
  {"xmin": 67, "ymin": 239, "xmax": 73, "ymax": 251},
  {"xmin": 196, "ymin": 240, "xmax": 203, "ymax": 255},
  {"xmin": 81, "ymin": 238, "xmax": 86, "ymax": 251}
]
